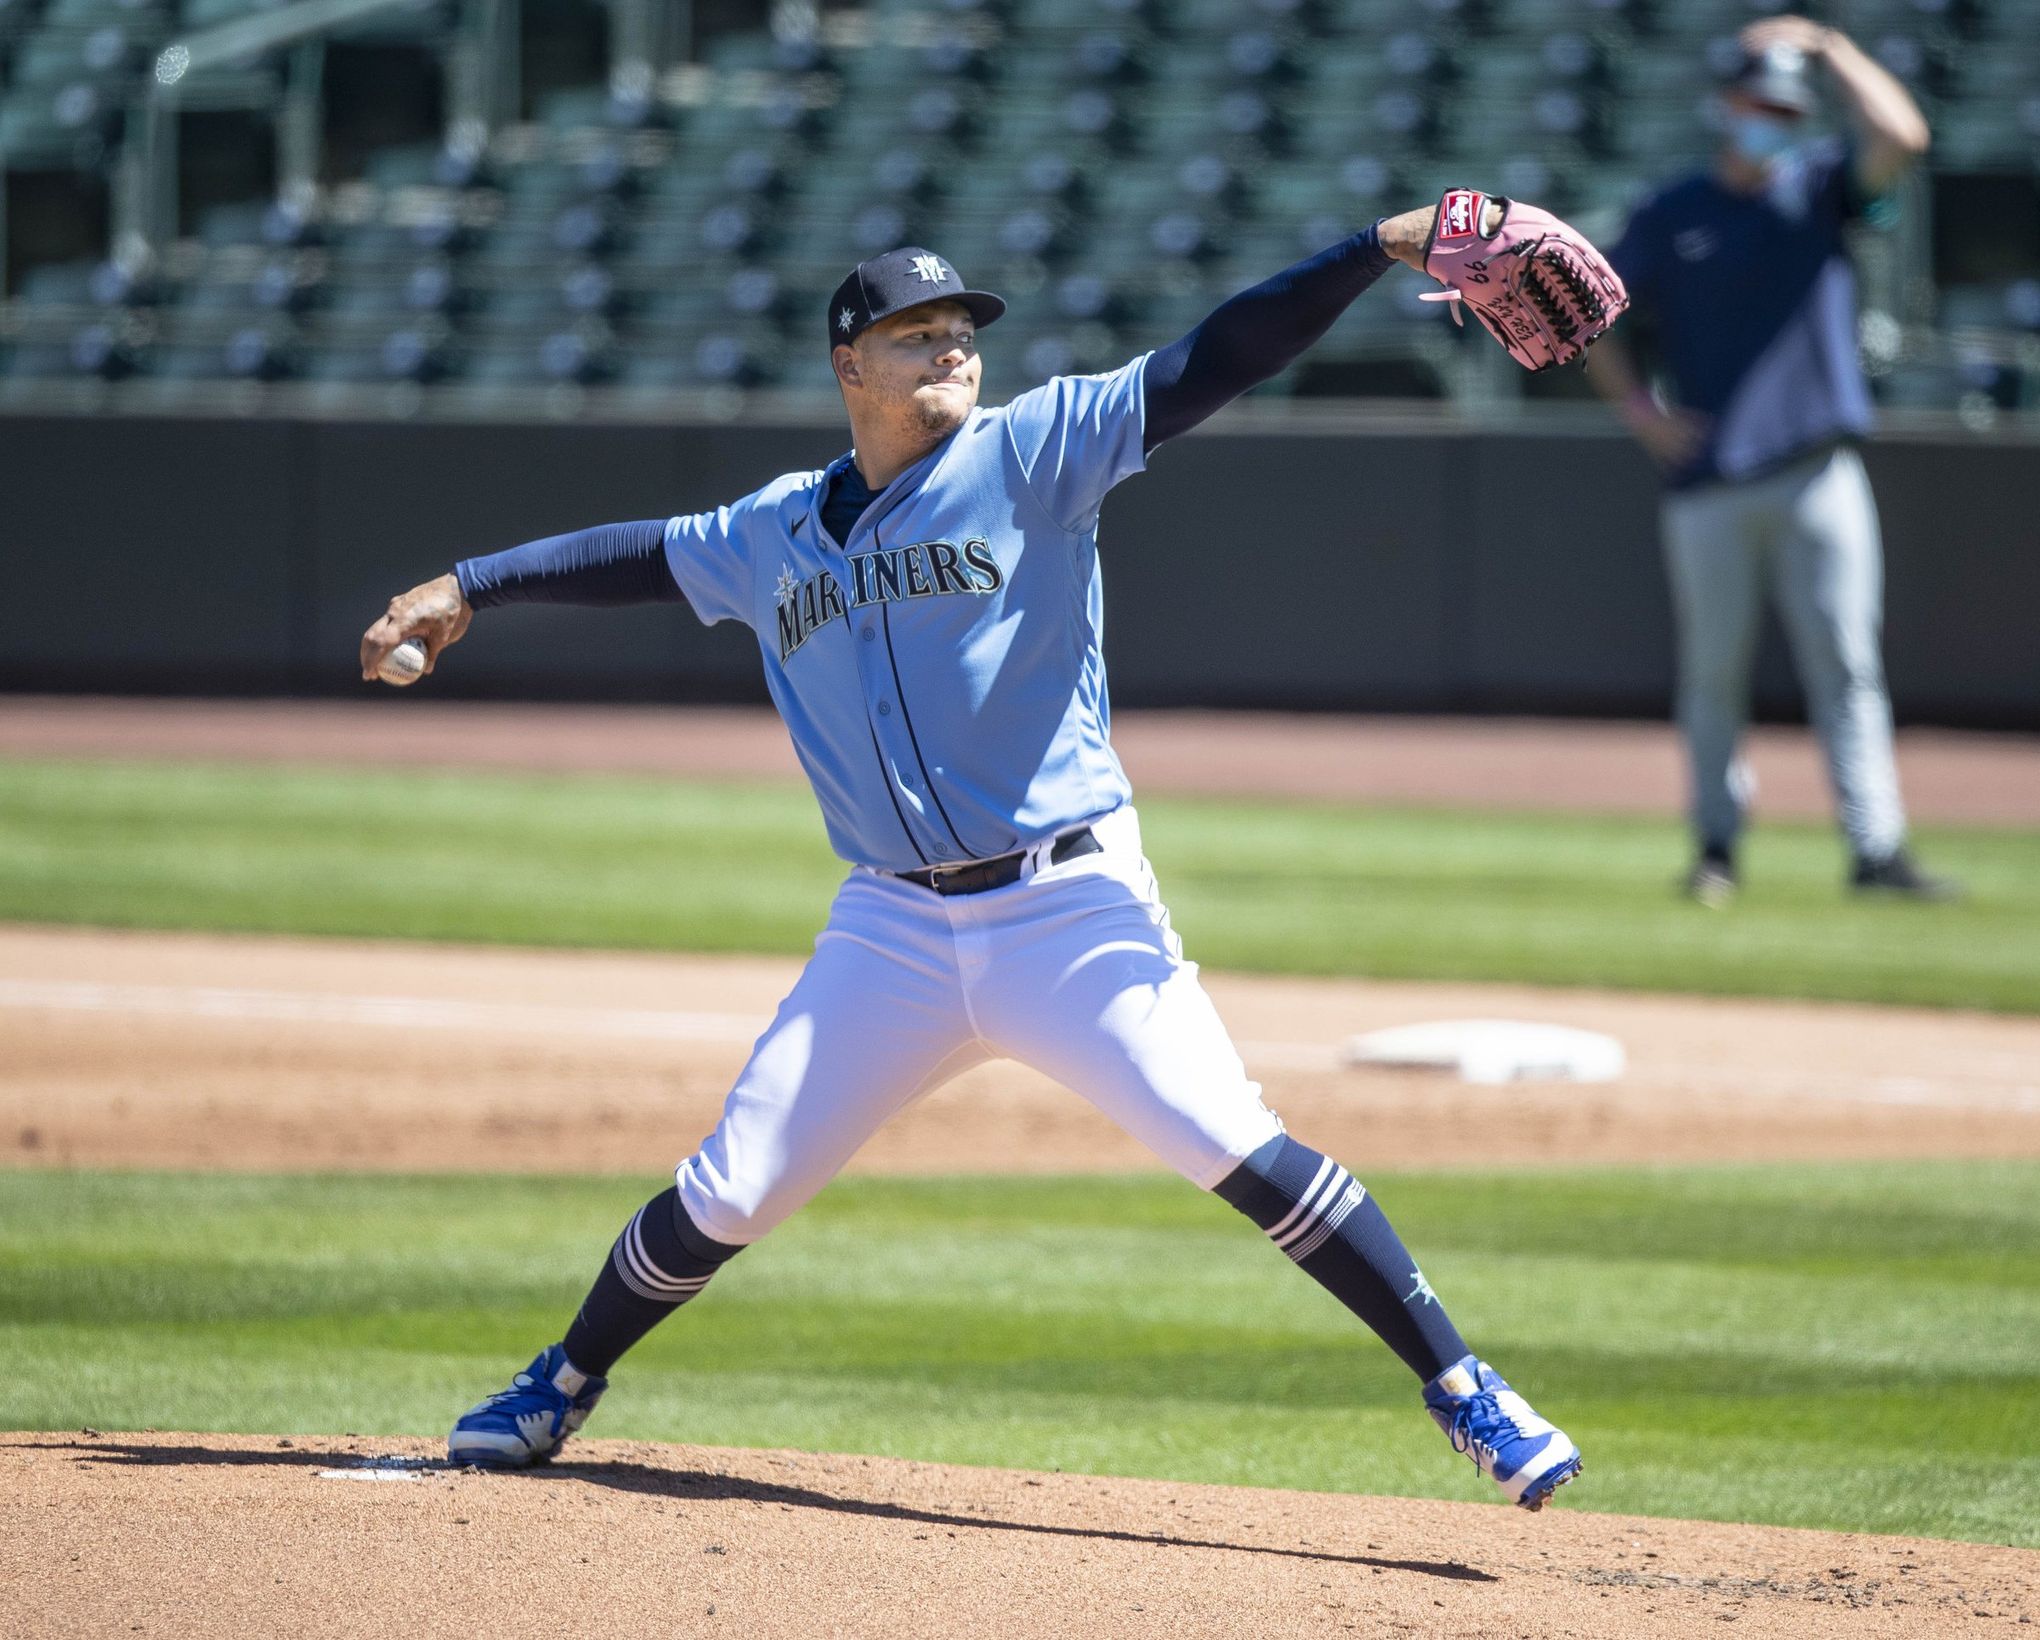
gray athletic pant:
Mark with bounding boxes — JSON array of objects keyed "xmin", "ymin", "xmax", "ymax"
[{"xmin": 1660, "ymin": 445, "xmax": 1907, "ymax": 862}]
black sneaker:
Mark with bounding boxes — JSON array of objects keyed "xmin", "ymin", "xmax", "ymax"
[
  {"xmin": 1683, "ymin": 846, "xmax": 1738, "ymax": 908},
  {"xmin": 1850, "ymin": 849, "xmax": 1961, "ymax": 902}
]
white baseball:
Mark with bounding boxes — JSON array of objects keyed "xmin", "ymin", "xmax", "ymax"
[{"xmin": 377, "ymin": 638, "xmax": 428, "ymax": 687}]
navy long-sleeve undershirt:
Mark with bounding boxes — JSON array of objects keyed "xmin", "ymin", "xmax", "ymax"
[
  {"xmin": 454, "ymin": 519, "xmax": 678, "ymax": 610},
  {"xmin": 452, "ymin": 223, "xmax": 1396, "ymax": 606},
  {"xmin": 1142, "ymin": 221, "xmax": 1394, "ymax": 451}
]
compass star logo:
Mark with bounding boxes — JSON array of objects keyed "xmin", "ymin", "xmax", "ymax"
[
  {"xmin": 910, "ymin": 254, "xmax": 946, "ymax": 284},
  {"xmin": 1405, "ymin": 1267, "xmax": 1438, "ymax": 1307},
  {"xmin": 774, "ymin": 563, "xmax": 799, "ymax": 608},
  {"xmin": 837, "ymin": 307, "xmax": 855, "ymax": 333}
]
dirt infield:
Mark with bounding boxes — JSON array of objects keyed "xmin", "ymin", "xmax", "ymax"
[
  {"xmin": 5, "ymin": 695, "xmax": 2039, "ymax": 823},
  {"xmin": 6, "ymin": 1432, "xmax": 2033, "ymax": 1639},
  {"xmin": 5, "ymin": 924, "xmax": 2037, "ymax": 1174}
]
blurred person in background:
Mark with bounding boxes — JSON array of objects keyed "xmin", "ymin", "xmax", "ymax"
[{"xmin": 1585, "ymin": 17, "xmax": 1958, "ymax": 905}]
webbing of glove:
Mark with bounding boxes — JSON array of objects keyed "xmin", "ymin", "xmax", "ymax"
[{"xmin": 1419, "ymin": 188, "xmax": 1630, "ymax": 371}]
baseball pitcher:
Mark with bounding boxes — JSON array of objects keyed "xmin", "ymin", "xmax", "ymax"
[{"xmin": 364, "ymin": 196, "xmax": 1624, "ymax": 1509}]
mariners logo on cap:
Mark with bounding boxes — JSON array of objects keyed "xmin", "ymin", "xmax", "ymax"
[{"xmin": 824, "ymin": 246, "xmax": 1007, "ymax": 349}]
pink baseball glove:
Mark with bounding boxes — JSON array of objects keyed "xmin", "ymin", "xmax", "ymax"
[{"xmin": 1420, "ymin": 188, "xmax": 1629, "ymax": 371}]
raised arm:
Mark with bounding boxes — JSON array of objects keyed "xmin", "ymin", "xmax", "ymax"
[
  {"xmin": 1742, "ymin": 16, "xmax": 1930, "ymax": 195},
  {"xmin": 1143, "ymin": 204, "xmax": 1454, "ymax": 450},
  {"xmin": 358, "ymin": 518, "xmax": 679, "ymax": 681}
]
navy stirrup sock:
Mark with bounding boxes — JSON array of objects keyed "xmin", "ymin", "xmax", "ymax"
[
  {"xmin": 1214, "ymin": 1135, "xmax": 1469, "ymax": 1382},
  {"xmin": 561, "ymin": 1187, "xmax": 741, "ymax": 1377}
]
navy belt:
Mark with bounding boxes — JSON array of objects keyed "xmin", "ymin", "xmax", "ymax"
[{"xmin": 896, "ymin": 827, "xmax": 1102, "ymax": 896}]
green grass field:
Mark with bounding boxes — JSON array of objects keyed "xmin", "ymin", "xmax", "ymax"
[
  {"xmin": 4, "ymin": 1165, "xmax": 2036, "ymax": 1546},
  {"xmin": 3, "ymin": 758, "xmax": 2037, "ymax": 1010}
]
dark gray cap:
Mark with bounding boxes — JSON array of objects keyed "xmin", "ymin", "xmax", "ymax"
[
  {"xmin": 1728, "ymin": 43, "xmax": 1818, "ymax": 114},
  {"xmin": 825, "ymin": 247, "xmax": 1006, "ymax": 349}
]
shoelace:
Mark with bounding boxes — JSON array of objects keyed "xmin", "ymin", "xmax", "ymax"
[
  {"xmin": 478, "ymin": 1372, "xmax": 561, "ymax": 1411},
  {"xmin": 1447, "ymin": 1392, "xmax": 1523, "ymax": 1465}
]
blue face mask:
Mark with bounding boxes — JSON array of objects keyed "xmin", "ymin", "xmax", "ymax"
[{"xmin": 1726, "ymin": 111, "xmax": 1798, "ymax": 164}]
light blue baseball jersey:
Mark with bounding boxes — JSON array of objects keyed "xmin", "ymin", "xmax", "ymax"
[{"xmin": 663, "ymin": 356, "xmax": 1152, "ymax": 872}]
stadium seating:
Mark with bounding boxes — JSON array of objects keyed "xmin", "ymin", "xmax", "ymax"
[{"xmin": 2, "ymin": 0, "xmax": 2037, "ymax": 412}]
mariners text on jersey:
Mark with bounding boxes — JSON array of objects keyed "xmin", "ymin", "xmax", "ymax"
[{"xmin": 774, "ymin": 537, "xmax": 1004, "ymax": 663}]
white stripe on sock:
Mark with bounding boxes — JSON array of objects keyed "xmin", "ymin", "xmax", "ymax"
[
  {"xmin": 1273, "ymin": 1164, "xmax": 1353, "ymax": 1251},
  {"xmin": 613, "ymin": 1208, "xmax": 715, "ymax": 1303},
  {"xmin": 613, "ymin": 1253, "xmax": 711, "ymax": 1305},
  {"xmin": 1285, "ymin": 1179, "xmax": 1365, "ymax": 1263},
  {"xmin": 625, "ymin": 1210, "xmax": 709, "ymax": 1294},
  {"xmin": 1264, "ymin": 1157, "xmax": 1337, "ymax": 1246}
]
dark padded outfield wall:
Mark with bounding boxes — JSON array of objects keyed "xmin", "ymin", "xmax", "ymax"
[
  {"xmin": 1, "ymin": 417, "xmax": 307, "ymax": 686},
  {"xmin": 301, "ymin": 421, "xmax": 765, "ymax": 699},
  {"xmin": 1, "ymin": 412, "xmax": 2034, "ymax": 725}
]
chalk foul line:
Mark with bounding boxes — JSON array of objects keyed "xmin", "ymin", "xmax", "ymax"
[{"xmin": 0, "ymin": 978, "xmax": 766, "ymax": 1045}]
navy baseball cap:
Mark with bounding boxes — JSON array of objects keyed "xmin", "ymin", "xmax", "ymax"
[
  {"xmin": 1727, "ymin": 44, "xmax": 1817, "ymax": 114},
  {"xmin": 825, "ymin": 247, "xmax": 1006, "ymax": 349}
]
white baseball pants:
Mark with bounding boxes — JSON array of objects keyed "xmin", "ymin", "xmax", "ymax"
[
  {"xmin": 1660, "ymin": 445, "xmax": 1908, "ymax": 861},
  {"xmin": 673, "ymin": 806, "xmax": 1285, "ymax": 1245}
]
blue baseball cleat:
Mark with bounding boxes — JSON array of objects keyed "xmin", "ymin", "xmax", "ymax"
[
  {"xmin": 1422, "ymin": 1354, "xmax": 1583, "ymax": 1510},
  {"xmin": 448, "ymin": 1343, "xmax": 608, "ymax": 1470}
]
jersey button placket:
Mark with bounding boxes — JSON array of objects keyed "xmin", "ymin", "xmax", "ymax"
[{"xmin": 850, "ymin": 535, "xmax": 930, "ymax": 863}]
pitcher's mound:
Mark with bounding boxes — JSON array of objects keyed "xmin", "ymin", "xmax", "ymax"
[{"xmin": 6, "ymin": 1432, "xmax": 2034, "ymax": 1638}]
